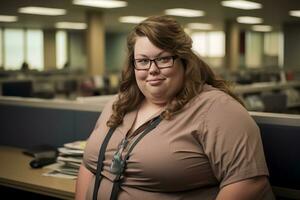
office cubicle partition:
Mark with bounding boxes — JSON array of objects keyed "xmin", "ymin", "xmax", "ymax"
[
  {"xmin": 0, "ymin": 97, "xmax": 299, "ymax": 199},
  {"xmin": 252, "ymin": 112, "xmax": 300, "ymax": 199},
  {"xmin": 0, "ymin": 97, "xmax": 101, "ymax": 148}
]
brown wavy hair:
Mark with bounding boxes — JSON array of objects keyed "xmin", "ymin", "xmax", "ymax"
[{"xmin": 107, "ymin": 15, "xmax": 242, "ymax": 127}]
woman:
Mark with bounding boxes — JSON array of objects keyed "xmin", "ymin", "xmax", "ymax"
[{"xmin": 76, "ymin": 16, "xmax": 274, "ymax": 200}]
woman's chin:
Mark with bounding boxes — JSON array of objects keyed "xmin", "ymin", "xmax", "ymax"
[{"xmin": 147, "ymin": 93, "xmax": 169, "ymax": 105}]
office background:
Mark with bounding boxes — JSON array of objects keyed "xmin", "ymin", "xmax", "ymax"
[
  {"xmin": 0, "ymin": 0, "xmax": 300, "ymax": 199},
  {"xmin": 0, "ymin": 1, "xmax": 300, "ymax": 106}
]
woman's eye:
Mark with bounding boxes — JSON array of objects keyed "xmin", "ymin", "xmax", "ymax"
[
  {"xmin": 158, "ymin": 56, "xmax": 171, "ymax": 62},
  {"xmin": 137, "ymin": 59, "xmax": 149, "ymax": 64}
]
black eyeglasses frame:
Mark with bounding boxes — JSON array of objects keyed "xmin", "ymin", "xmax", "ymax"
[{"xmin": 133, "ymin": 55, "xmax": 178, "ymax": 71}]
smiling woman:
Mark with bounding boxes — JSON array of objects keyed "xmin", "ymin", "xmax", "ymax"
[
  {"xmin": 133, "ymin": 37, "xmax": 184, "ymax": 105},
  {"xmin": 76, "ymin": 15, "xmax": 275, "ymax": 200}
]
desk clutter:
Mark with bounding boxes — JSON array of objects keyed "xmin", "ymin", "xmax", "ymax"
[
  {"xmin": 27, "ymin": 141, "xmax": 86, "ymax": 179},
  {"xmin": 43, "ymin": 140, "xmax": 86, "ymax": 179},
  {"xmin": 23, "ymin": 145, "xmax": 58, "ymax": 169}
]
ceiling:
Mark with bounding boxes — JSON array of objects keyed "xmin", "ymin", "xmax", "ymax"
[{"xmin": 1, "ymin": 0, "xmax": 300, "ymax": 33}]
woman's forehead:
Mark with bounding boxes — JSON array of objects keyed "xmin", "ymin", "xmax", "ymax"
[{"xmin": 134, "ymin": 37, "xmax": 170, "ymax": 57}]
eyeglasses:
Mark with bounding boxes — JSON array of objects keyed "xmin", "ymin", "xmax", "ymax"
[{"xmin": 134, "ymin": 55, "xmax": 178, "ymax": 70}]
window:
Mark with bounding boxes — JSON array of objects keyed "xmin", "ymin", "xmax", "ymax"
[
  {"xmin": 4, "ymin": 29, "xmax": 24, "ymax": 70},
  {"xmin": 207, "ymin": 32, "xmax": 225, "ymax": 57},
  {"xmin": 26, "ymin": 29, "xmax": 44, "ymax": 70},
  {"xmin": 56, "ymin": 31, "xmax": 67, "ymax": 69},
  {"xmin": 245, "ymin": 32, "xmax": 263, "ymax": 68},
  {"xmin": 191, "ymin": 32, "xmax": 207, "ymax": 56},
  {"xmin": 3, "ymin": 28, "xmax": 44, "ymax": 70},
  {"xmin": 264, "ymin": 32, "xmax": 280, "ymax": 56},
  {"xmin": 191, "ymin": 31, "xmax": 225, "ymax": 67},
  {"xmin": 0, "ymin": 29, "xmax": 2, "ymax": 67},
  {"xmin": 245, "ymin": 31, "xmax": 282, "ymax": 68},
  {"xmin": 264, "ymin": 32, "xmax": 283, "ymax": 67}
]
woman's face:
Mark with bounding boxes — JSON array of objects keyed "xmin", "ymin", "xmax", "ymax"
[{"xmin": 134, "ymin": 36, "xmax": 185, "ymax": 105}]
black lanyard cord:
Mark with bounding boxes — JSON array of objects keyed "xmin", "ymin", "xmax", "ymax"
[
  {"xmin": 93, "ymin": 116, "xmax": 162, "ymax": 200},
  {"xmin": 92, "ymin": 126, "xmax": 116, "ymax": 200},
  {"xmin": 124, "ymin": 117, "xmax": 162, "ymax": 162}
]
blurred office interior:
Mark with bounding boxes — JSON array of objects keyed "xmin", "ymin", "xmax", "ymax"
[
  {"xmin": 0, "ymin": 0, "xmax": 300, "ymax": 114},
  {"xmin": 1, "ymin": 1, "xmax": 300, "ymax": 199}
]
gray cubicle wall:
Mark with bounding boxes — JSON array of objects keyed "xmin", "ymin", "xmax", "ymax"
[
  {"xmin": 0, "ymin": 104, "xmax": 100, "ymax": 148},
  {"xmin": 251, "ymin": 112, "xmax": 300, "ymax": 199},
  {"xmin": 1, "ymin": 98, "xmax": 300, "ymax": 199}
]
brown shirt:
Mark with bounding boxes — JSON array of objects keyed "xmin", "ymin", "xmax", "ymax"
[{"xmin": 83, "ymin": 84, "xmax": 274, "ymax": 200}]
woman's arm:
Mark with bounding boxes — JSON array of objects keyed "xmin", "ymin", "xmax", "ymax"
[
  {"xmin": 216, "ymin": 176, "xmax": 269, "ymax": 200},
  {"xmin": 75, "ymin": 164, "xmax": 93, "ymax": 200}
]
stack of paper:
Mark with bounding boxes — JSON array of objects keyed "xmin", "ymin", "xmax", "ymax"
[{"xmin": 43, "ymin": 140, "xmax": 86, "ymax": 179}]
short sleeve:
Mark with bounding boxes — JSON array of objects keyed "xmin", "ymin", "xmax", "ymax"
[
  {"xmin": 199, "ymin": 95, "xmax": 269, "ymax": 188},
  {"xmin": 82, "ymin": 97, "xmax": 115, "ymax": 174}
]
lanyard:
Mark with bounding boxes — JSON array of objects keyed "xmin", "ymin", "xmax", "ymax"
[{"xmin": 92, "ymin": 116, "xmax": 162, "ymax": 200}]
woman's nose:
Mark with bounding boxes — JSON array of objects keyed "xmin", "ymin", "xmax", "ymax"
[{"xmin": 148, "ymin": 61, "xmax": 160, "ymax": 74}]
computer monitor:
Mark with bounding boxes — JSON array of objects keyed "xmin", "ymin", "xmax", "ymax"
[{"xmin": 2, "ymin": 80, "xmax": 33, "ymax": 97}]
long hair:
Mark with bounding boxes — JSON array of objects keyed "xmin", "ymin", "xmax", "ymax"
[{"xmin": 107, "ymin": 15, "xmax": 242, "ymax": 127}]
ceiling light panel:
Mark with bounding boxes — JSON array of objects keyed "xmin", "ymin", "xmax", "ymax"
[
  {"xmin": 187, "ymin": 23, "xmax": 213, "ymax": 30},
  {"xmin": 289, "ymin": 10, "xmax": 300, "ymax": 18},
  {"xmin": 0, "ymin": 15, "xmax": 18, "ymax": 22},
  {"xmin": 119, "ymin": 16, "xmax": 147, "ymax": 24},
  {"xmin": 165, "ymin": 8, "xmax": 205, "ymax": 17},
  {"xmin": 55, "ymin": 22, "xmax": 87, "ymax": 30},
  {"xmin": 18, "ymin": 7, "xmax": 66, "ymax": 16},
  {"xmin": 252, "ymin": 25, "xmax": 272, "ymax": 32},
  {"xmin": 237, "ymin": 16, "xmax": 263, "ymax": 24},
  {"xmin": 73, "ymin": 0, "xmax": 127, "ymax": 8},
  {"xmin": 221, "ymin": 0, "xmax": 262, "ymax": 10}
]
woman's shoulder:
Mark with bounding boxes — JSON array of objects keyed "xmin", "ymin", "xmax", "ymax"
[
  {"xmin": 200, "ymin": 85, "xmax": 256, "ymax": 131},
  {"xmin": 189, "ymin": 84, "xmax": 239, "ymax": 110},
  {"xmin": 93, "ymin": 95, "xmax": 118, "ymax": 127},
  {"xmin": 100, "ymin": 94, "xmax": 118, "ymax": 114},
  {"xmin": 201, "ymin": 84, "xmax": 235, "ymax": 101}
]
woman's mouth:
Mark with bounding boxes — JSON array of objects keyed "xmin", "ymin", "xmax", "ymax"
[{"xmin": 147, "ymin": 79, "xmax": 164, "ymax": 86}]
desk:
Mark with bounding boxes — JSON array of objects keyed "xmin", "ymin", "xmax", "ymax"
[{"xmin": 0, "ymin": 146, "xmax": 75, "ymax": 199}]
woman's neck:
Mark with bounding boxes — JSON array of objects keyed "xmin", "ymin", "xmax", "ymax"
[
  {"xmin": 129, "ymin": 99, "xmax": 165, "ymax": 133},
  {"xmin": 143, "ymin": 98, "xmax": 167, "ymax": 110},
  {"xmin": 136, "ymin": 99, "xmax": 166, "ymax": 122}
]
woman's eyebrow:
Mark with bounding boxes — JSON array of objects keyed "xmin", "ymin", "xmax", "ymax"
[{"xmin": 135, "ymin": 51, "xmax": 169, "ymax": 58}]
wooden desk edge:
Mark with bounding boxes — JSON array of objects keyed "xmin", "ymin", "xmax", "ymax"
[
  {"xmin": 0, "ymin": 178, "xmax": 75, "ymax": 200},
  {"xmin": 0, "ymin": 146, "xmax": 75, "ymax": 200}
]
